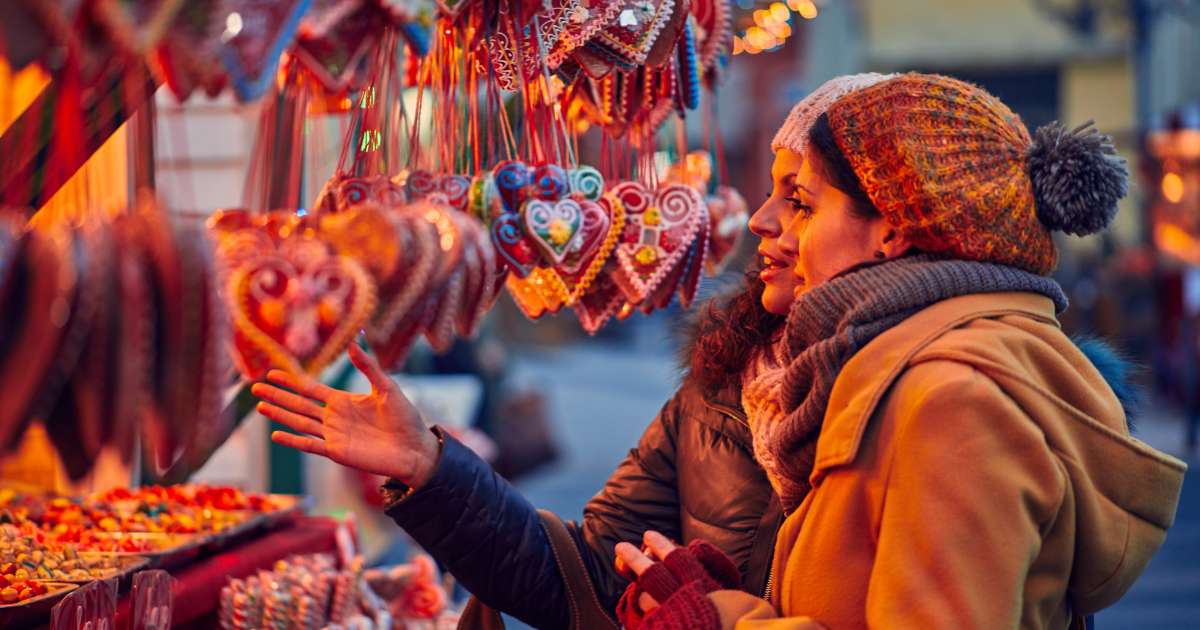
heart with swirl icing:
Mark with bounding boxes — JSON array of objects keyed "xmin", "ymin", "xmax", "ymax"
[
  {"xmin": 556, "ymin": 195, "xmax": 625, "ymax": 303},
  {"xmin": 609, "ymin": 182, "xmax": 704, "ymax": 304},
  {"xmin": 523, "ymin": 199, "xmax": 583, "ymax": 265},
  {"xmin": 228, "ymin": 244, "xmax": 376, "ymax": 380},
  {"xmin": 491, "ymin": 213, "xmax": 538, "ymax": 278}
]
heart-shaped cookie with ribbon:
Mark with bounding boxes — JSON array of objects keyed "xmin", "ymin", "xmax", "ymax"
[
  {"xmin": 555, "ymin": 194, "xmax": 625, "ymax": 304},
  {"xmin": 228, "ymin": 243, "xmax": 376, "ymax": 380},
  {"xmin": 488, "ymin": 0, "xmax": 583, "ymax": 91},
  {"xmin": 492, "ymin": 213, "xmax": 538, "ymax": 278},
  {"xmin": 610, "ymin": 181, "xmax": 704, "ymax": 304},
  {"xmin": 523, "ymin": 198, "xmax": 583, "ymax": 265},
  {"xmin": 493, "ymin": 160, "xmax": 530, "ymax": 215}
]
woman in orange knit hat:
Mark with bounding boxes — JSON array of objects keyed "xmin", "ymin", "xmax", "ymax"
[{"xmin": 614, "ymin": 73, "xmax": 1187, "ymax": 629}]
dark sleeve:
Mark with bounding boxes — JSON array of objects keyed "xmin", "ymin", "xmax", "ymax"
[
  {"xmin": 569, "ymin": 390, "xmax": 684, "ymax": 613},
  {"xmin": 385, "ymin": 391, "xmax": 686, "ymax": 628},
  {"xmin": 384, "ymin": 430, "xmax": 569, "ymax": 629}
]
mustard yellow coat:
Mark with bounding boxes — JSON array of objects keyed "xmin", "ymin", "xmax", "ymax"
[{"xmin": 709, "ymin": 292, "xmax": 1187, "ymax": 629}]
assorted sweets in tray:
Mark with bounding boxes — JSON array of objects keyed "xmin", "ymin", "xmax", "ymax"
[{"xmin": 0, "ymin": 484, "xmax": 308, "ymax": 608}]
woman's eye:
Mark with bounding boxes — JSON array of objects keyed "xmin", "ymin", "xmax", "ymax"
[{"xmin": 785, "ymin": 196, "xmax": 813, "ymax": 215}]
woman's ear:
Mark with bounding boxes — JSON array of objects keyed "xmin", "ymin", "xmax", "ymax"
[{"xmin": 878, "ymin": 226, "xmax": 913, "ymax": 259}]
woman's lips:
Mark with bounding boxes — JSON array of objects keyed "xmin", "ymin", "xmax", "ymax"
[{"xmin": 759, "ymin": 253, "xmax": 790, "ymax": 283}]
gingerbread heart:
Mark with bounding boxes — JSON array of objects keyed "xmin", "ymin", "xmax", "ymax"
[
  {"xmin": 568, "ymin": 165, "xmax": 605, "ymax": 201},
  {"xmin": 692, "ymin": 0, "xmax": 731, "ymax": 78},
  {"xmin": 405, "ymin": 169, "xmax": 438, "ymax": 199},
  {"xmin": 219, "ymin": 0, "xmax": 309, "ymax": 102},
  {"xmin": 228, "ymin": 246, "xmax": 376, "ymax": 380},
  {"xmin": 530, "ymin": 163, "xmax": 570, "ymax": 201},
  {"xmin": 559, "ymin": 198, "xmax": 614, "ymax": 276},
  {"xmin": 523, "ymin": 198, "xmax": 583, "ymax": 265},
  {"xmin": 487, "ymin": 0, "xmax": 582, "ymax": 91},
  {"xmin": 436, "ymin": 174, "xmax": 472, "ymax": 211},
  {"xmin": 591, "ymin": 0, "xmax": 677, "ymax": 67},
  {"xmin": 454, "ymin": 215, "xmax": 497, "ymax": 338},
  {"xmin": 492, "ymin": 213, "xmax": 537, "ymax": 278},
  {"xmin": 547, "ymin": 0, "xmax": 623, "ymax": 69},
  {"xmin": 610, "ymin": 182, "xmax": 704, "ymax": 304},
  {"xmin": 332, "ymin": 174, "xmax": 408, "ymax": 212},
  {"xmin": 365, "ymin": 212, "xmax": 437, "ymax": 341},
  {"xmin": 293, "ymin": 2, "xmax": 382, "ymax": 92},
  {"xmin": 493, "ymin": 160, "xmax": 530, "ymax": 215}
]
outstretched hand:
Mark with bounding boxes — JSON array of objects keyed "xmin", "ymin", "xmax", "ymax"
[{"xmin": 251, "ymin": 344, "xmax": 441, "ymax": 488}]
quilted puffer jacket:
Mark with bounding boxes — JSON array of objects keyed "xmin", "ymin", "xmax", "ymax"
[{"xmin": 384, "ymin": 374, "xmax": 782, "ymax": 629}]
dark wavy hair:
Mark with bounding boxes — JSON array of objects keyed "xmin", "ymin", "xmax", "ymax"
[{"xmin": 686, "ymin": 265, "xmax": 785, "ymax": 395}]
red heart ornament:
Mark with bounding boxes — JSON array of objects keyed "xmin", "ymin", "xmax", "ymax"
[
  {"xmin": 228, "ymin": 243, "xmax": 376, "ymax": 380},
  {"xmin": 219, "ymin": 0, "xmax": 309, "ymax": 102},
  {"xmin": 610, "ymin": 182, "xmax": 704, "ymax": 304}
]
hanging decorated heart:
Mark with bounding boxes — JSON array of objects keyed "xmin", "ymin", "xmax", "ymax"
[
  {"xmin": 610, "ymin": 182, "xmax": 704, "ymax": 304},
  {"xmin": 293, "ymin": 2, "xmax": 384, "ymax": 92},
  {"xmin": 488, "ymin": 0, "xmax": 583, "ymax": 91},
  {"xmin": 492, "ymin": 213, "xmax": 538, "ymax": 277},
  {"xmin": 522, "ymin": 198, "xmax": 584, "ymax": 265},
  {"xmin": 228, "ymin": 244, "xmax": 376, "ymax": 379},
  {"xmin": 547, "ymin": 0, "xmax": 623, "ymax": 69},
  {"xmin": 155, "ymin": 0, "xmax": 228, "ymax": 101},
  {"xmin": 555, "ymin": 195, "xmax": 625, "ymax": 303},
  {"xmin": 493, "ymin": 160, "xmax": 531, "ymax": 215},
  {"xmin": 530, "ymin": 163, "xmax": 570, "ymax": 201},
  {"xmin": 590, "ymin": 0, "xmax": 676, "ymax": 67},
  {"xmin": 568, "ymin": 165, "xmax": 605, "ymax": 201},
  {"xmin": 436, "ymin": 174, "xmax": 472, "ymax": 212},
  {"xmin": 219, "ymin": 0, "xmax": 312, "ymax": 102}
]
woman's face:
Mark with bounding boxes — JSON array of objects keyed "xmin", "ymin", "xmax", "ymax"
[
  {"xmin": 748, "ymin": 149, "xmax": 804, "ymax": 315},
  {"xmin": 778, "ymin": 149, "xmax": 907, "ymax": 299}
]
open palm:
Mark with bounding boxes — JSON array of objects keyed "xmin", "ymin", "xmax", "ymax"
[{"xmin": 251, "ymin": 344, "xmax": 440, "ymax": 487}]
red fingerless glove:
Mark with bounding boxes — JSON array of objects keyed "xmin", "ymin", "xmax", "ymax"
[{"xmin": 618, "ymin": 541, "xmax": 742, "ymax": 630}]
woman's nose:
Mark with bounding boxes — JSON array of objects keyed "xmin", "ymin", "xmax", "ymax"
[
  {"xmin": 778, "ymin": 220, "xmax": 799, "ymax": 258},
  {"xmin": 748, "ymin": 200, "xmax": 780, "ymax": 239}
]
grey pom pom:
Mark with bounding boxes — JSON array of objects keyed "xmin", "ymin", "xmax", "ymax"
[{"xmin": 1026, "ymin": 120, "xmax": 1128, "ymax": 236}]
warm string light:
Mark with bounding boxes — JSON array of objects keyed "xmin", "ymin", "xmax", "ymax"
[{"xmin": 734, "ymin": 0, "xmax": 819, "ymax": 55}]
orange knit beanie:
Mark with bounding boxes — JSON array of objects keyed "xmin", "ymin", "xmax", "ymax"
[{"xmin": 824, "ymin": 73, "xmax": 1128, "ymax": 275}]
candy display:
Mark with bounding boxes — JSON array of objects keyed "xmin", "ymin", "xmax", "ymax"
[
  {"xmin": 218, "ymin": 554, "xmax": 394, "ymax": 630},
  {"xmin": 0, "ymin": 524, "xmax": 127, "ymax": 581}
]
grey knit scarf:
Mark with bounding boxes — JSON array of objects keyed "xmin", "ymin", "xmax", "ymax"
[{"xmin": 762, "ymin": 254, "xmax": 1068, "ymax": 512}]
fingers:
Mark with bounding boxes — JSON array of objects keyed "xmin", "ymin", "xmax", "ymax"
[
  {"xmin": 615, "ymin": 542, "xmax": 655, "ymax": 577},
  {"xmin": 637, "ymin": 592, "xmax": 659, "ymax": 613},
  {"xmin": 270, "ymin": 431, "xmax": 329, "ymax": 458},
  {"xmin": 257, "ymin": 401, "xmax": 325, "ymax": 437},
  {"xmin": 266, "ymin": 369, "xmax": 337, "ymax": 402},
  {"xmin": 251, "ymin": 382, "xmax": 325, "ymax": 418},
  {"xmin": 643, "ymin": 531, "xmax": 677, "ymax": 562},
  {"xmin": 348, "ymin": 344, "xmax": 393, "ymax": 393}
]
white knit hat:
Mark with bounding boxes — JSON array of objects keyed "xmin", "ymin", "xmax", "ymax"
[{"xmin": 771, "ymin": 73, "xmax": 897, "ymax": 156}]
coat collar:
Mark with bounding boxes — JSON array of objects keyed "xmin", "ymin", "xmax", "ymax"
[{"xmin": 811, "ymin": 292, "xmax": 1060, "ymax": 478}]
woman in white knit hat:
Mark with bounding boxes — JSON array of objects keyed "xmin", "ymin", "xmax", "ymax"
[{"xmin": 254, "ymin": 75, "xmax": 893, "ymax": 629}]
